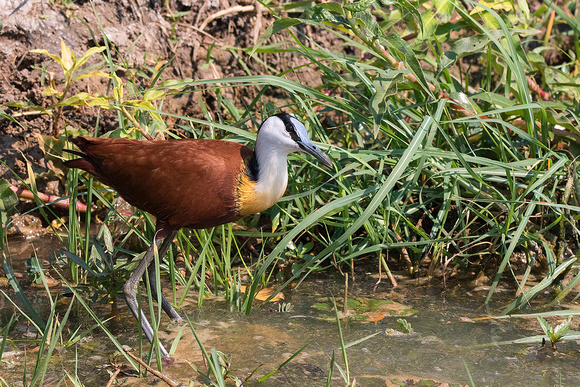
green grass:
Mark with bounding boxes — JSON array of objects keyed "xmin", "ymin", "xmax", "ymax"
[{"xmin": 2, "ymin": 0, "xmax": 580, "ymax": 384}]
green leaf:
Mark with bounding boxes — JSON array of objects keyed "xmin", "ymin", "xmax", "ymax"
[
  {"xmin": 553, "ymin": 317, "xmax": 572, "ymax": 341},
  {"xmin": 434, "ymin": 0, "xmax": 454, "ymax": 18},
  {"xmin": 111, "ymin": 73, "xmax": 124, "ymax": 103},
  {"xmin": 103, "ymin": 224, "xmax": 114, "ymax": 254},
  {"xmin": 72, "ymin": 70, "xmax": 109, "ymax": 82},
  {"xmin": 354, "ymin": 10, "xmax": 382, "ymax": 38},
  {"xmin": 283, "ymin": 0, "xmax": 317, "ymax": 12},
  {"xmin": 438, "ymin": 34, "xmax": 492, "ymax": 73},
  {"xmin": 58, "ymin": 92, "xmax": 111, "ymax": 108},
  {"xmin": 397, "ymin": 318, "xmax": 414, "ymax": 334},
  {"xmin": 0, "ymin": 179, "xmax": 18, "ymax": 221},
  {"xmin": 390, "ymin": 0, "xmax": 423, "ymax": 32},
  {"xmin": 480, "ymin": 10, "xmax": 501, "ymax": 29},
  {"xmin": 501, "ymin": 254, "xmax": 575, "ymax": 314},
  {"xmin": 74, "ymin": 46, "xmax": 106, "ymax": 70},
  {"xmin": 537, "ymin": 315, "xmax": 552, "ymax": 337},
  {"xmin": 143, "ymin": 89, "xmax": 166, "ymax": 102},
  {"xmin": 382, "ymin": 34, "xmax": 432, "ymax": 96},
  {"xmin": 30, "ymin": 49, "xmax": 64, "ymax": 68},
  {"xmin": 257, "ymin": 342, "xmax": 311, "ymax": 382},
  {"xmin": 517, "ymin": 0, "xmax": 530, "ymax": 20},
  {"xmin": 41, "ymin": 84, "xmax": 62, "ymax": 97},
  {"xmin": 319, "ymin": 2, "xmax": 344, "ymax": 14},
  {"xmin": 160, "ymin": 78, "xmax": 193, "ymax": 90},
  {"xmin": 344, "ymin": 0, "xmax": 375, "ymax": 13},
  {"xmin": 252, "ymin": 18, "xmax": 302, "ymax": 56},
  {"xmin": 60, "ymin": 40, "xmax": 74, "ymax": 72},
  {"xmin": 244, "ymin": 100, "xmax": 446, "ymax": 311},
  {"xmin": 370, "ymin": 71, "xmax": 402, "ymax": 135},
  {"xmin": 419, "ymin": 11, "xmax": 438, "ymax": 40},
  {"xmin": 0, "ymin": 109, "xmax": 23, "ymax": 127},
  {"xmin": 134, "ymin": 101, "xmax": 167, "ymax": 132},
  {"xmin": 300, "ymin": 6, "xmax": 349, "ymax": 27},
  {"xmin": 61, "ymin": 250, "xmax": 106, "ymax": 278},
  {"xmin": 451, "ymin": 34, "xmax": 491, "ymax": 54},
  {"xmin": 2, "ymin": 262, "xmax": 46, "ymax": 330}
]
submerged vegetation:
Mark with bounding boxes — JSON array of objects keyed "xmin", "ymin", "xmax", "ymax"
[{"xmin": 2, "ymin": 0, "xmax": 580, "ymax": 384}]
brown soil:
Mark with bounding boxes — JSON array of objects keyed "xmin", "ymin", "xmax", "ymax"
[{"xmin": 0, "ymin": 0, "xmax": 334, "ymax": 204}]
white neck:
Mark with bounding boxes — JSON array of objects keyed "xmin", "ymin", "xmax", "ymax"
[{"xmin": 253, "ymin": 138, "xmax": 291, "ymax": 208}]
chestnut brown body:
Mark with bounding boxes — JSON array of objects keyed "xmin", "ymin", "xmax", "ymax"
[{"xmin": 65, "ymin": 136, "xmax": 255, "ymax": 232}]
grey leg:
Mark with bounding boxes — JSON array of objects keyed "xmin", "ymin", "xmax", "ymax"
[
  {"xmin": 123, "ymin": 230, "xmax": 178, "ymax": 358},
  {"xmin": 148, "ymin": 256, "xmax": 182, "ymax": 321}
]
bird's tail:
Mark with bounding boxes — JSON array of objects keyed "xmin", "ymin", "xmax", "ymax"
[{"xmin": 63, "ymin": 137, "xmax": 97, "ymax": 173}]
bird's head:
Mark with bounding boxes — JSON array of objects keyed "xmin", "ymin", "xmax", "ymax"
[{"xmin": 257, "ymin": 112, "xmax": 332, "ymax": 166}]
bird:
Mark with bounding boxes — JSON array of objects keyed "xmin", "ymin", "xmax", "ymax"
[{"xmin": 64, "ymin": 112, "xmax": 332, "ymax": 358}]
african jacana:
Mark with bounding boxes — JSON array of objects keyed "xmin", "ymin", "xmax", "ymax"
[{"xmin": 64, "ymin": 112, "xmax": 332, "ymax": 358}]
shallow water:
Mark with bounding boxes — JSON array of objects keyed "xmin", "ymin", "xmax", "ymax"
[{"xmin": 1, "ymin": 234, "xmax": 579, "ymax": 386}]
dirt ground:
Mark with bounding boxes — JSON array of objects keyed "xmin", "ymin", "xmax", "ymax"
[{"xmin": 0, "ymin": 0, "xmax": 332, "ymax": 202}]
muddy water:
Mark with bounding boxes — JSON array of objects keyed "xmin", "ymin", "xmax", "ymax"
[{"xmin": 1, "ymin": 235, "xmax": 579, "ymax": 386}]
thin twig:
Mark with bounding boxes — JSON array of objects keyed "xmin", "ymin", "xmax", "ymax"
[
  {"xmin": 10, "ymin": 110, "xmax": 50, "ymax": 118},
  {"xmin": 177, "ymin": 22, "xmax": 225, "ymax": 43},
  {"xmin": 378, "ymin": 252, "xmax": 398, "ymax": 288},
  {"xmin": 51, "ymin": 72, "xmax": 73, "ymax": 137},
  {"xmin": 199, "ymin": 5, "xmax": 257, "ymax": 31},
  {"xmin": 121, "ymin": 105, "xmax": 153, "ymax": 140},
  {"xmin": 123, "ymin": 349, "xmax": 181, "ymax": 387},
  {"xmin": 393, "ymin": 228, "xmax": 414, "ymax": 274},
  {"xmin": 105, "ymin": 368, "xmax": 121, "ymax": 387},
  {"xmin": 253, "ymin": 0, "xmax": 263, "ymax": 45},
  {"xmin": 343, "ymin": 273, "xmax": 348, "ymax": 313}
]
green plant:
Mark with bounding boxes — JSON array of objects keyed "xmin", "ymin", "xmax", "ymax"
[
  {"xmin": 538, "ymin": 315, "xmax": 573, "ymax": 350},
  {"xmin": 276, "ymin": 302, "xmax": 294, "ymax": 313},
  {"xmin": 241, "ymin": 0, "xmax": 580, "ymax": 313},
  {"xmin": 396, "ymin": 318, "xmax": 414, "ymax": 334},
  {"xmin": 257, "ymin": 341, "xmax": 310, "ymax": 383},
  {"xmin": 0, "ymin": 180, "xmax": 18, "ymax": 227},
  {"xmin": 185, "ymin": 315, "xmax": 240, "ymax": 386},
  {"xmin": 334, "ymin": 296, "xmax": 351, "ymax": 385},
  {"xmin": 30, "ymin": 40, "xmax": 107, "ymax": 136}
]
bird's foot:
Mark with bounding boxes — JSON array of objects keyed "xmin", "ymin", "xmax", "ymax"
[
  {"xmin": 163, "ymin": 355, "xmax": 177, "ymax": 366},
  {"xmin": 169, "ymin": 316, "xmax": 184, "ymax": 325}
]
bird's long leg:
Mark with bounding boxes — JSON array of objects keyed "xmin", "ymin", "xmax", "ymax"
[
  {"xmin": 147, "ymin": 252, "xmax": 182, "ymax": 322},
  {"xmin": 123, "ymin": 229, "xmax": 178, "ymax": 358}
]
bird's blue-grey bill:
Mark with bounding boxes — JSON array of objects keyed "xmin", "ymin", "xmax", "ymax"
[{"xmin": 302, "ymin": 142, "xmax": 332, "ymax": 166}]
